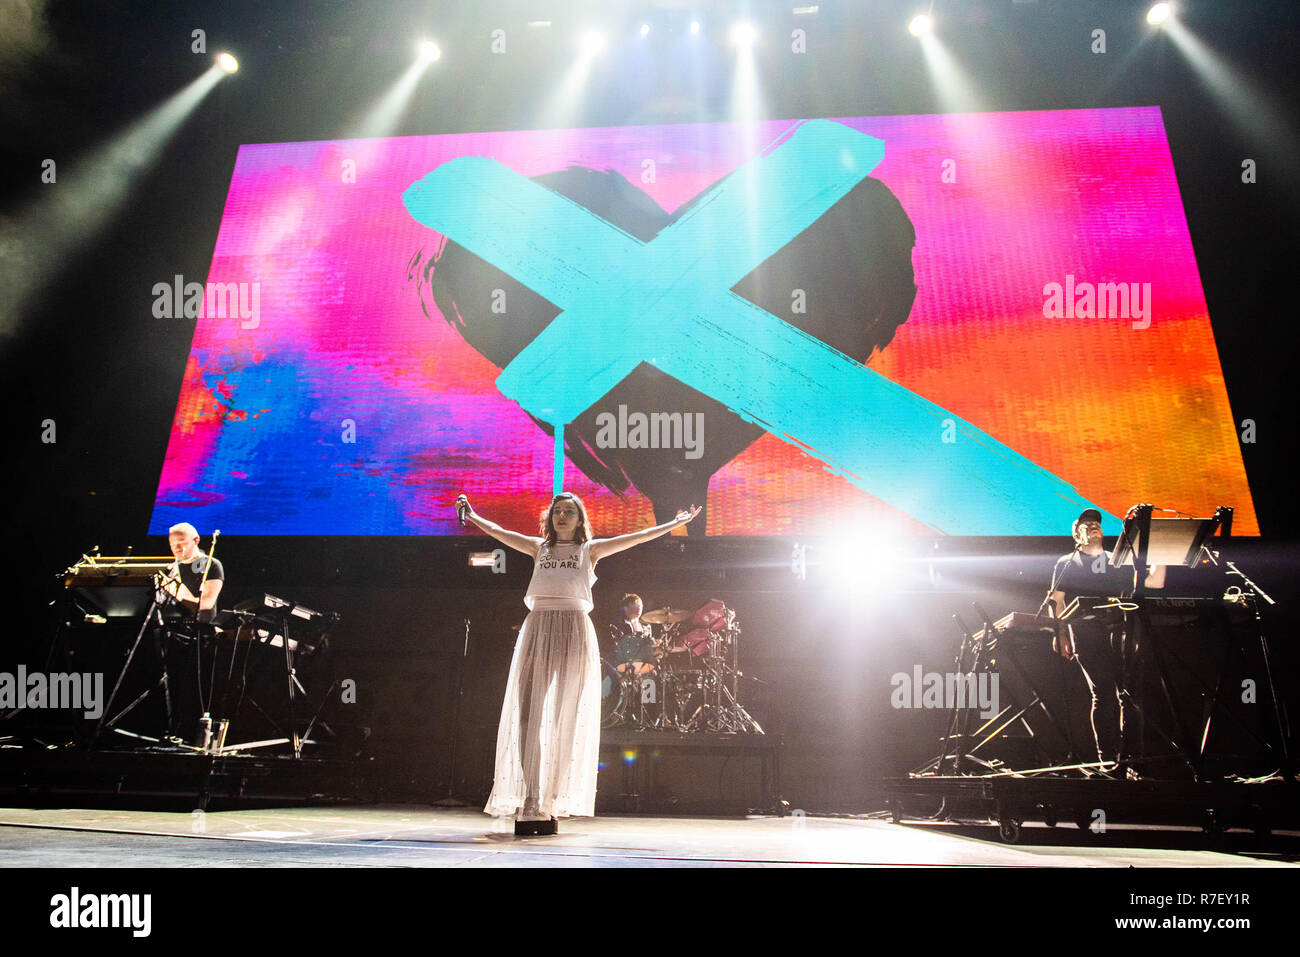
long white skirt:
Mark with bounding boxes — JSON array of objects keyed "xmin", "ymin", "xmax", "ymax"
[{"xmin": 484, "ymin": 598, "xmax": 602, "ymax": 819}]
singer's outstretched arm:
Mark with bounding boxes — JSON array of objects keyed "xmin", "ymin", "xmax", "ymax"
[
  {"xmin": 589, "ymin": 506, "xmax": 701, "ymax": 563},
  {"xmin": 459, "ymin": 497, "xmax": 542, "ymax": 558}
]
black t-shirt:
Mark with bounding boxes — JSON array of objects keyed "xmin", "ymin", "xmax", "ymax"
[
  {"xmin": 1052, "ymin": 549, "xmax": 1135, "ymax": 610},
  {"xmin": 176, "ymin": 552, "xmax": 224, "ymax": 598}
]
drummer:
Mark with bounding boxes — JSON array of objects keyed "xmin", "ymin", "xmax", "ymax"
[
  {"xmin": 612, "ymin": 593, "xmax": 651, "ymax": 641},
  {"xmin": 611, "ymin": 593, "xmax": 661, "ymax": 675}
]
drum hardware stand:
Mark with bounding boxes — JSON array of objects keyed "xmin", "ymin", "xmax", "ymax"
[
  {"xmin": 653, "ymin": 623, "xmax": 686, "ymax": 732},
  {"xmin": 611, "ymin": 667, "xmax": 653, "ymax": 730},
  {"xmin": 721, "ymin": 619, "xmax": 763, "ymax": 733},
  {"xmin": 712, "ymin": 624, "xmax": 763, "ymax": 732},
  {"xmin": 715, "ymin": 672, "xmax": 764, "ymax": 733},
  {"xmin": 682, "ymin": 664, "xmax": 722, "ymax": 732},
  {"xmin": 682, "ymin": 625, "xmax": 763, "ymax": 734},
  {"xmin": 602, "ymin": 670, "xmax": 631, "ymax": 728},
  {"xmin": 632, "ymin": 670, "xmax": 656, "ymax": 730}
]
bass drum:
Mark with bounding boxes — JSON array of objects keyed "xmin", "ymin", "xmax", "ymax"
[{"xmin": 613, "ymin": 633, "xmax": 658, "ymax": 675}]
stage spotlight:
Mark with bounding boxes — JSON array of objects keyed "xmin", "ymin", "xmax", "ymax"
[
  {"xmin": 534, "ymin": 25, "xmax": 606, "ymax": 129},
  {"xmin": 820, "ymin": 536, "xmax": 907, "ymax": 597},
  {"xmin": 908, "ymin": 14, "xmax": 932, "ymax": 37},
  {"xmin": 217, "ymin": 52, "xmax": 238, "ymax": 74},
  {"xmin": 348, "ymin": 36, "xmax": 440, "ymax": 138},
  {"xmin": 914, "ymin": 18, "xmax": 986, "ymax": 113},
  {"xmin": 690, "ymin": 20, "xmax": 701, "ymax": 35},
  {"xmin": 730, "ymin": 22, "xmax": 758, "ymax": 46},
  {"xmin": 1147, "ymin": 2, "xmax": 1172, "ymax": 25},
  {"xmin": 1160, "ymin": 11, "xmax": 1298, "ymax": 171},
  {"xmin": 640, "ymin": 23, "xmax": 650, "ymax": 38}
]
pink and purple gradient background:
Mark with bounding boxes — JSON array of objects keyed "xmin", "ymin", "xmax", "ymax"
[{"xmin": 150, "ymin": 107, "xmax": 1257, "ymax": 536}]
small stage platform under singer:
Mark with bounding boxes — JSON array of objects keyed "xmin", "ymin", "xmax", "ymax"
[{"xmin": 597, "ymin": 729, "xmax": 783, "ymax": 814}]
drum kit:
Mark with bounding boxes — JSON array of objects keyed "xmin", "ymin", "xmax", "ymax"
[{"xmin": 601, "ymin": 599, "xmax": 763, "ymax": 734}]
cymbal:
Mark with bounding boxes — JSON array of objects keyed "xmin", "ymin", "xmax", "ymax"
[{"xmin": 641, "ymin": 606, "xmax": 692, "ymax": 624}]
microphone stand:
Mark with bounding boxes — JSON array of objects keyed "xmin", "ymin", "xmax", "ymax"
[
  {"xmin": 433, "ymin": 617, "xmax": 474, "ymax": 807},
  {"xmin": 1224, "ymin": 560, "xmax": 1292, "ymax": 780},
  {"xmin": 192, "ymin": 531, "xmax": 221, "ymax": 752}
]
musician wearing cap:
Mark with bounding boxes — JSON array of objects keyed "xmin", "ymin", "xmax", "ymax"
[
  {"xmin": 1049, "ymin": 507, "xmax": 1164, "ymax": 778},
  {"xmin": 159, "ymin": 523, "xmax": 224, "ymax": 620}
]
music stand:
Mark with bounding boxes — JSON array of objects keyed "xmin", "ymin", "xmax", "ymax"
[{"xmin": 1109, "ymin": 505, "xmax": 1230, "ymax": 575}]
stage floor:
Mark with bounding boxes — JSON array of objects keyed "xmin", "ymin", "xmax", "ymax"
[{"xmin": 0, "ymin": 805, "xmax": 1296, "ymax": 867}]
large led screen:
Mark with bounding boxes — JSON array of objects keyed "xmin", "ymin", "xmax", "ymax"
[{"xmin": 149, "ymin": 107, "xmax": 1257, "ymax": 536}]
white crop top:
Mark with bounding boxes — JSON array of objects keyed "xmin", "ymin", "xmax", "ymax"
[{"xmin": 523, "ymin": 539, "xmax": 598, "ymax": 612}]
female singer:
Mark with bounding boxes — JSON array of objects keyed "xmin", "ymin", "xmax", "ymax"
[{"xmin": 457, "ymin": 491, "xmax": 700, "ymax": 835}]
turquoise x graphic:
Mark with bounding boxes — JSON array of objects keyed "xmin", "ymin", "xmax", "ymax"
[{"xmin": 403, "ymin": 119, "xmax": 1111, "ymax": 534}]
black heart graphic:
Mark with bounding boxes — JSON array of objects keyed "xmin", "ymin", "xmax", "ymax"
[{"xmin": 411, "ymin": 164, "xmax": 917, "ymax": 533}]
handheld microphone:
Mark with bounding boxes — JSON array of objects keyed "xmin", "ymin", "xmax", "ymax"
[{"xmin": 457, "ymin": 499, "xmax": 469, "ymax": 527}]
